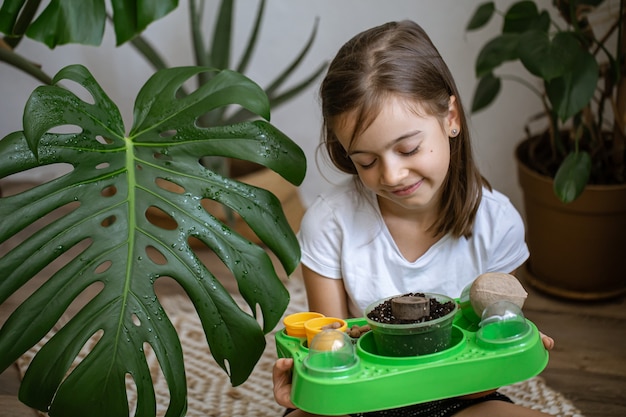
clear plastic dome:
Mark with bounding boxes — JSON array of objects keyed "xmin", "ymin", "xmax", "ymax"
[
  {"xmin": 476, "ymin": 300, "xmax": 532, "ymax": 348},
  {"xmin": 303, "ymin": 329, "xmax": 359, "ymax": 377}
]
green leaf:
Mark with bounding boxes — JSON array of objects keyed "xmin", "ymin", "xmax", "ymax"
[
  {"xmin": 110, "ymin": 0, "xmax": 179, "ymax": 46},
  {"xmin": 471, "ymin": 73, "xmax": 501, "ymax": 113},
  {"xmin": 209, "ymin": 0, "xmax": 234, "ymax": 70},
  {"xmin": 554, "ymin": 151, "xmax": 591, "ymax": 203},
  {"xmin": 518, "ymin": 31, "xmax": 582, "ymax": 81},
  {"xmin": 0, "ymin": 0, "xmax": 178, "ymax": 48},
  {"xmin": 475, "ymin": 33, "xmax": 520, "ymax": 77},
  {"xmin": 26, "ymin": 0, "xmax": 106, "ymax": 48},
  {"xmin": 0, "ymin": 64, "xmax": 305, "ymax": 416},
  {"xmin": 466, "ymin": 2, "xmax": 495, "ymax": 31},
  {"xmin": 502, "ymin": 1, "xmax": 549, "ymax": 33},
  {"xmin": 0, "ymin": 0, "xmax": 26, "ymax": 34},
  {"xmin": 546, "ymin": 50, "xmax": 599, "ymax": 122}
]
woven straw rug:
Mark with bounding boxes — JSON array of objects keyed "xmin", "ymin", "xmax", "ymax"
[{"xmin": 18, "ymin": 275, "xmax": 585, "ymax": 417}]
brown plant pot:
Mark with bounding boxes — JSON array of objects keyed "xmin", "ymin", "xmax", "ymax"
[{"xmin": 515, "ymin": 140, "xmax": 626, "ymax": 300}]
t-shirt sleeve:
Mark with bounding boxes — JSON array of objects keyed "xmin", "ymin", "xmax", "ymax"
[
  {"xmin": 488, "ymin": 199, "xmax": 530, "ymax": 273},
  {"xmin": 296, "ymin": 196, "xmax": 343, "ymax": 279}
]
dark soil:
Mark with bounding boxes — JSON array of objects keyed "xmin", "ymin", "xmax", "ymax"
[
  {"xmin": 367, "ymin": 293, "xmax": 456, "ymax": 325},
  {"xmin": 518, "ymin": 131, "xmax": 625, "ymax": 185}
]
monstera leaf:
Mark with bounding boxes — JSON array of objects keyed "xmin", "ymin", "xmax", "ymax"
[
  {"xmin": 0, "ymin": 0, "xmax": 178, "ymax": 47},
  {"xmin": 0, "ymin": 64, "xmax": 305, "ymax": 417}
]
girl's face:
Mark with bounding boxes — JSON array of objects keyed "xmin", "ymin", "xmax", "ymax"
[{"xmin": 334, "ymin": 96, "xmax": 459, "ymax": 215}]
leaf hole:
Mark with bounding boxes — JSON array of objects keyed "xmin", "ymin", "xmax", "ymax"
[
  {"xmin": 155, "ymin": 178, "xmax": 185, "ymax": 194},
  {"xmin": 0, "ymin": 163, "xmax": 74, "ymax": 193},
  {"xmin": 223, "ymin": 359, "xmax": 232, "ymax": 378},
  {"xmin": 200, "ymin": 197, "xmax": 233, "ymax": 221},
  {"xmin": 145, "ymin": 206, "xmax": 178, "ymax": 230},
  {"xmin": 146, "ymin": 246, "xmax": 167, "ymax": 265},
  {"xmin": 153, "ymin": 152, "xmax": 173, "ymax": 161},
  {"xmin": 0, "ymin": 200, "xmax": 81, "ymax": 257},
  {"xmin": 32, "ymin": 238, "xmax": 93, "ymax": 283},
  {"xmin": 254, "ymin": 302, "xmax": 265, "ymax": 328},
  {"xmin": 47, "ymin": 124, "xmax": 82, "ymax": 134},
  {"xmin": 129, "ymin": 342, "xmax": 167, "ymax": 414},
  {"xmin": 187, "ymin": 236, "xmax": 205, "ymax": 249},
  {"xmin": 94, "ymin": 260, "xmax": 112, "ymax": 274},
  {"xmin": 62, "ymin": 79, "xmax": 96, "ymax": 105},
  {"xmin": 96, "ymin": 162, "xmax": 110, "ymax": 170},
  {"xmin": 101, "ymin": 215, "xmax": 117, "ymax": 227},
  {"xmin": 64, "ymin": 329, "xmax": 104, "ymax": 378},
  {"xmin": 101, "ymin": 185, "xmax": 117, "ymax": 197},
  {"xmin": 131, "ymin": 313, "xmax": 141, "ymax": 326},
  {"xmin": 95, "ymin": 135, "xmax": 113, "ymax": 145},
  {"xmin": 125, "ymin": 372, "xmax": 138, "ymax": 416},
  {"xmin": 159, "ymin": 130, "xmax": 177, "ymax": 138}
]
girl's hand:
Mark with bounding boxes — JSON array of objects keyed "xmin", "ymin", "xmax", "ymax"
[
  {"xmin": 541, "ymin": 332, "xmax": 555, "ymax": 350},
  {"xmin": 273, "ymin": 358, "xmax": 297, "ymax": 409}
]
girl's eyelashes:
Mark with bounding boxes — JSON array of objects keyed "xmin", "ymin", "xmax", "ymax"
[
  {"xmin": 353, "ymin": 146, "xmax": 420, "ymax": 169},
  {"xmin": 352, "ymin": 145, "xmax": 421, "ymax": 169},
  {"xmin": 356, "ymin": 159, "xmax": 377, "ymax": 169},
  {"xmin": 399, "ymin": 146, "xmax": 420, "ymax": 156}
]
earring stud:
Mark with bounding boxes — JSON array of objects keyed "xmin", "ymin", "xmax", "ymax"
[{"xmin": 451, "ymin": 129, "xmax": 458, "ymax": 136}]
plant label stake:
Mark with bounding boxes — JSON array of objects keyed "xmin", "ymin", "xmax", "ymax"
[{"xmin": 391, "ymin": 296, "xmax": 430, "ymax": 320}]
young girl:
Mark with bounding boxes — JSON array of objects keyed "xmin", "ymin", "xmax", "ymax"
[{"xmin": 273, "ymin": 20, "xmax": 555, "ymax": 417}]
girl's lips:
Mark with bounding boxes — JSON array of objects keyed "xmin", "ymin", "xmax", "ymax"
[{"xmin": 390, "ymin": 180, "xmax": 422, "ymax": 197}]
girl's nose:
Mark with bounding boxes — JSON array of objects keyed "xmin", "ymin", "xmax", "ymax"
[{"xmin": 380, "ymin": 159, "xmax": 407, "ymax": 185}]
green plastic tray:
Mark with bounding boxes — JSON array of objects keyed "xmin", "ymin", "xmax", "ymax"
[{"xmin": 275, "ymin": 308, "xmax": 548, "ymax": 415}]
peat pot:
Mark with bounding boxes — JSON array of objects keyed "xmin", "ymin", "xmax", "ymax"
[{"xmin": 516, "ymin": 141, "xmax": 626, "ymax": 300}]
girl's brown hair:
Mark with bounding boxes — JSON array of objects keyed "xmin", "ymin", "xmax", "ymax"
[{"xmin": 320, "ymin": 20, "xmax": 490, "ymax": 238}]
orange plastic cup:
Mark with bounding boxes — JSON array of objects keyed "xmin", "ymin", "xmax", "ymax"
[
  {"xmin": 304, "ymin": 317, "xmax": 348, "ymax": 346},
  {"xmin": 283, "ymin": 312, "xmax": 324, "ymax": 338}
]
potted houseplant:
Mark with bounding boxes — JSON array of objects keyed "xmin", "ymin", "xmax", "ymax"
[
  {"xmin": 466, "ymin": 0, "xmax": 626, "ymax": 300},
  {"xmin": 0, "ymin": 0, "xmax": 327, "ymax": 240}
]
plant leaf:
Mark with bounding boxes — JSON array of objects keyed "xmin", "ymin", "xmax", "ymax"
[
  {"xmin": 0, "ymin": 0, "xmax": 178, "ymax": 48},
  {"xmin": 25, "ymin": 0, "xmax": 106, "ymax": 48},
  {"xmin": 546, "ymin": 50, "xmax": 598, "ymax": 122},
  {"xmin": 518, "ymin": 31, "xmax": 581, "ymax": 81},
  {"xmin": 502, "ymin": 1, "xmax": 549, "ymax": 33},
  {"xmin": 209, "ymin": 0, "xmax": 233, "ymax": 70},
  {"xmin": 110, "ymin": 0, "xmax": 179, "ymax": 46},
  {"xmin": 466, "ymin": 2, "xmax": 495, "ymax": 31},
  {"xmin": 554, "ymin": 151, "xmax": 591, "ymax": 203},
  {"xmin": 0, "ymin": 0, "xmax": 27, "ymax": 35},
  {"xmin": 475, "ymin": 33, "xmax": 520, "ymax": 77},
  {"xmin": 471, "ymin": 73, "xmax": 501, "ymax": 113},
  {"xmin": 0, "ymin": 64, "xmax": 305, "ymax": 416}
]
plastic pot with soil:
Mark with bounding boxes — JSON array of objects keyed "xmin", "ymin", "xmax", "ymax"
[{"xmin": 364, "ymin": 293, "xmax": 458, "ymax": 357}]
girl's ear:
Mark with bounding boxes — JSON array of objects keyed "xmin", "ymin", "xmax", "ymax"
[{"xmin": 446, "ymin": 95, "xmax": 461, "ymax": 137}]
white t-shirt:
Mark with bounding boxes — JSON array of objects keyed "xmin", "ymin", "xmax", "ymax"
[{"xmin": 297, "ymin": 179, "xmax": 529, "ymax": 318}]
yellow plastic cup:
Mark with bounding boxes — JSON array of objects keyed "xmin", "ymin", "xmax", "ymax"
[
  {"xmin": 283, "ymin": 312, "xmax": 324, "ymax": 338},
  {"xmin": 304, "ymin": 317, "xmax": 348, "ymax": 346}
]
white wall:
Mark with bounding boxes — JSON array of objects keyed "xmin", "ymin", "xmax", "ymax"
[{"xmin": 0, "ymin": 0, "xmax": 550, "ymax": 213}]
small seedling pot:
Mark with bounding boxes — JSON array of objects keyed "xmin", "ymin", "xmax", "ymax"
[
  {"xmin": 304, "ymin": 317, "xmax": 348, "ymax": 347},
  {"xmin": 283, "ymin": 312, "xmax": 325, "ymax": 338},
  {"xmin": 365, "ymin": 293, "xmax": 458, "ymax": 357}
]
